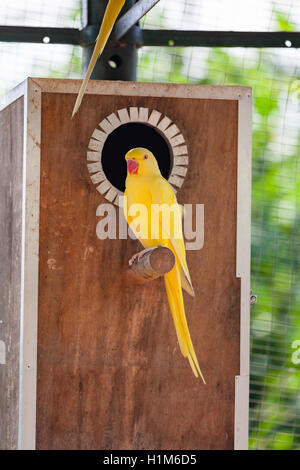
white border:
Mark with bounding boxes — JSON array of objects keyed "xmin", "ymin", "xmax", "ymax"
[
  {"xmin": 0, "ymin": 78, "xmax": 42, "ymax": 450},
  {"xmin": 0, "ymin": 78, "xmax": 251, "ymax": 450},
  {"xmin": 18, "ymin": 79, "xmax": 41, "ymax": 450},
  {"xmin": 87, "ymin": 107, "xmax": 189, "ymax": 205},
  {"xmin": 234, "ymin": 92, "xmax": 252, "ymax": 450},
  {"xmin": 30, "ymin": 78, "xmax": 251, "ymax": 101},
  {"xmin": 0, "ymin": 79, "xmax": 28, "ymax": 113}
]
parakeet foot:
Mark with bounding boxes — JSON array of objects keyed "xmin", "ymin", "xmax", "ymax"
[{"xmin": 129, "ymin": 248, "xmax": 153, "ymax": 266}]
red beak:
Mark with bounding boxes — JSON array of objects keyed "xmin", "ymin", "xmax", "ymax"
[{"xmin": 127, "ymin": 159, "xmax": 139, "ymax": 175}]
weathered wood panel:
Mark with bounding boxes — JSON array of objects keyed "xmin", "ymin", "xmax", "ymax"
[
  {"xmin": 0, "ymin": 97, "xmax": 24, "ymax": 449},
  {"xmin": 36, "ymin": 92, "xmax": 240, "ymax": 449}
]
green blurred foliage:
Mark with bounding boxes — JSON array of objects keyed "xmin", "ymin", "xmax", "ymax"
[
  {"xmin": 137, "ymin": 9, "xmax": 300, "ymax": 450},
  {"xmin": 275, "ymin": 10, "xmax": 297, "ymax": 32},
  {"xmin": 48, "ymin": 5, "xmax": 82, "ymax": 79}
]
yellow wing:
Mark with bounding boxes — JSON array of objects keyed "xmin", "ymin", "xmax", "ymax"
[
  {"xmin": 72, "ymin": 0, "xmax": 126, "ymax": 117},
  {"xmin": 150, "ymin": 178, "xmax": 195, "ymax": 295},
  {"xmin": 124, "ymin": 180, "xmax": 194, "ymax": 294}
]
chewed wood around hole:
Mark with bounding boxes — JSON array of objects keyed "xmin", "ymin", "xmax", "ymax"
[{"xmin": 87, "ymin": 107, "xmax": 190, "ymax": 206}]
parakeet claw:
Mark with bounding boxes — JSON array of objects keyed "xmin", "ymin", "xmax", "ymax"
[{"xmin": 129, "ymin": 248, "xmax": 152, "ymax": 266}]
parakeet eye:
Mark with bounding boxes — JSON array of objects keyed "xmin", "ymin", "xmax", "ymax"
[{"xmin": 144, "ymin": 155, "xmax": 148, "ymax": 160}]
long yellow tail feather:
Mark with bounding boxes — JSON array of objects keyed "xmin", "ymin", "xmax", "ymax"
[
  {"xmin": 164, "ymin": 262, "xmax": 206, "ymax": 383},
  {"xmin": 72, "ymin": 0, "xmax": 126, "ymax": 117}
]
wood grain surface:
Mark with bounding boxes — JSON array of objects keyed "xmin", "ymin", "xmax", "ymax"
[
  {"xmin": 36, "ymin": 91, "xmax": 240, "ymax": 449},
  {"xmin": 0, "ymin": 97, "xmax": 24, "ymax": 449}
]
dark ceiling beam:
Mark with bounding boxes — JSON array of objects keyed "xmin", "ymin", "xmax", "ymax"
[
  {"xmin": 0, "ymin": 26, "xmax": 299, "ymax": 49},
  {"xmin": 0, "ymin": 25, "xmax": 81, "ymax": 45},
  {"xmin": 141, "ymin": 30, "xmax": 300, "ymax": 48}
]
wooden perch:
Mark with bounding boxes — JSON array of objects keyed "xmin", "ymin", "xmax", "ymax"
[{"xmin": 127, "ymin": 246, "xmax": 175, "ymax": 284}]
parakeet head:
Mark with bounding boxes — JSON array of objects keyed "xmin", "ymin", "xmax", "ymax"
[{"xmin": 125, "ymin": 147, "xmax": 161, "ymax": 176}]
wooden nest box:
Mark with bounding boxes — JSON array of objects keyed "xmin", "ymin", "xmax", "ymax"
[{"xmin": 0, "ymin": 78, "xmax": 252, "ymax": 450}]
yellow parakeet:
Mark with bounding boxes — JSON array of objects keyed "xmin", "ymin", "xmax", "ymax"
[
  {"xmin": 72, "ymin": 0, "xmax": 126, "ymax": 117},
  {"xmin": 124, "ymin": 148, "xmax": 205, "ymax": 383}
]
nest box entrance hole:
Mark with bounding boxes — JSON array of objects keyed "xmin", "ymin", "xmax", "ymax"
[{"xmin": 101, "ymin": 122, "xmax": 173, "ymax": 192}]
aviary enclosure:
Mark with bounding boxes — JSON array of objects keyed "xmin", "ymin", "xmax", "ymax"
[{"xmin": 0, "ymin": 0, "xmax": 300, "ymax": 451}]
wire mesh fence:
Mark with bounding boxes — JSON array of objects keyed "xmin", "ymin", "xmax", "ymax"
[
  {"xmin": 0, "ymin": 0, "xmax": 82, "ymax": 95},
  {"xmin": 1, "ymin": 0, "xmax": 300, "ymax": 450}
]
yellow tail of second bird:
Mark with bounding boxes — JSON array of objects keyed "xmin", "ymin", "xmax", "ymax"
[{"xmin": 72, "ymin": 0, "xmax": 126, "ymax": 117}]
